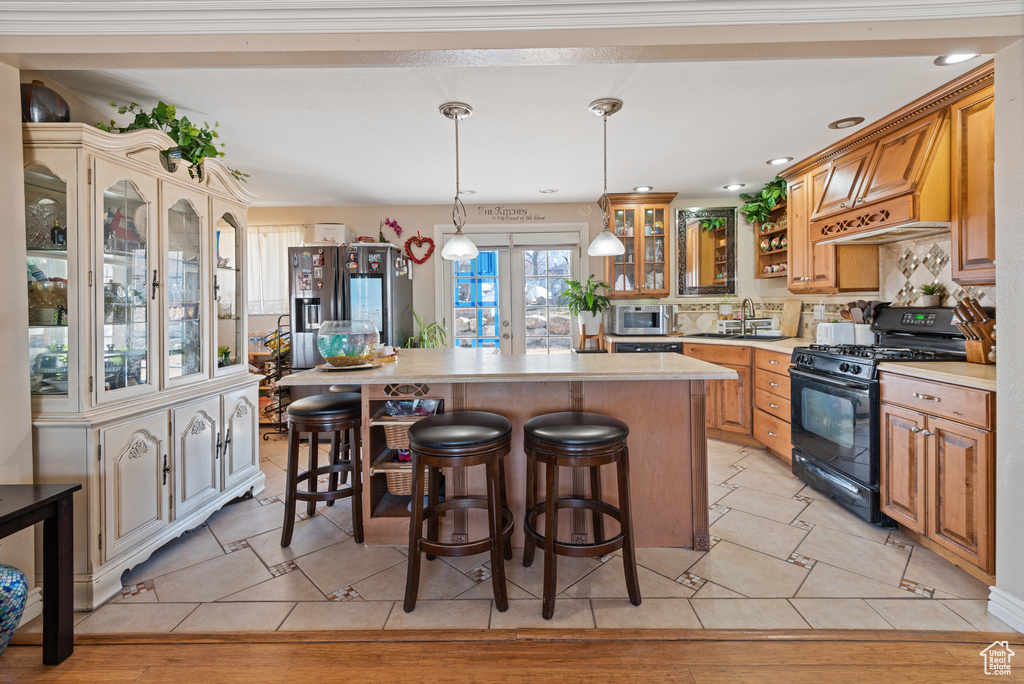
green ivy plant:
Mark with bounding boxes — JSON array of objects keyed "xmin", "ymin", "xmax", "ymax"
[
  {"xmin": 738, "ymin": 176, "xmax": 787, "ymax": 225},
  {"xmin": 700, "ymin": 217, "xmax": 727, "ymax": 232},
  {"xmin": 560, "ymin": 274, "xmax": 611, "ymax": 316},
  {"xmin": 96, "ymin": 101, "xmax": 248, "ymax": 183},
  {"xmin": 406, "ymin": 310, "xmax": 449, "ymax": 348}
]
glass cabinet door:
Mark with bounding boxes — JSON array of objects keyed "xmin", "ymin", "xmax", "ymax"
[
  {"xmin": 643, "ymin": 206, "xmax": 666, "ymax": 292},
  {"xmin": 25, "ymin": 162, "xmax": 71, "ymax": 401},
  {"xmin": 611, "ymin": 207, "xmax": 636, "ymax": 292},
  {"xmin": 214, "ymin": 211, "xmax": 244, "ymax": 373},
  {"xmin": 100, "ymin": 177, "xmax": 152, "ymax": 398},
  {"xmin": 166, "ymin": 197, "xmax": 204, "ymax": 380}
]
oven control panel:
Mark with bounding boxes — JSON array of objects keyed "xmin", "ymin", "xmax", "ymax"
[{"xmin": 900, "ymin": 312, "xmax": 938, "ymax": 327}]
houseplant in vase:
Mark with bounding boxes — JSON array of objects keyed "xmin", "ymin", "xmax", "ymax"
[
  {"xmin": 560, "ymin": 274, "xmax": 611, "ymax": 345},
  {"xmin": 718, "ymin": 294, "xmax": 738, "ymax": 320},
  {"xmin": 406, "ymin": 310, "xmax": 449, "ymax": 348},
  {"xmin": 919, "ymin": 282, "xmax": 943, "ymax": 307}
]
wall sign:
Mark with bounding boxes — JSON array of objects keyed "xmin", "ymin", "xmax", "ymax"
[{"xmin": 476, "ymin": 206, "xmax": 547, "ymax": 222}]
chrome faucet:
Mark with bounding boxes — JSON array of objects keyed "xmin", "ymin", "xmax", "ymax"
[{"xmin": 740, "ymin": 297, "xmax": 756, "ymax": 334}]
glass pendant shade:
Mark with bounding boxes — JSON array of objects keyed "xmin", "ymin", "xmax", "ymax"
[
  {"xmin": 588, "ymin": 227, "xmax": 625, "ymax": 256},
  {"xmin": 441, "ymin": 230, "xmax": 479, "ymax": 260}
]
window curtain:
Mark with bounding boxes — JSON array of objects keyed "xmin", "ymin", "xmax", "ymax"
[{"xmin": 246, "ymin": 224, "xmax": 303, "ymax": 315}]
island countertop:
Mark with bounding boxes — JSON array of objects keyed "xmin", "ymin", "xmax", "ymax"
[{"xmin": 276, "ymin": 347, "xmax": 739, "ymax": 386}]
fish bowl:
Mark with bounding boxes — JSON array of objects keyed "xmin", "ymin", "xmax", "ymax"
[{"xmin": 316, "ymin": 320, "xmax": 380, "ymax": 367}]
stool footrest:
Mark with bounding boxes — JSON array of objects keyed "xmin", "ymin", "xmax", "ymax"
[
  {"xmin": 524, "ymin": 498, "xmax": 625, "ymax": 558},
  {"xmin": 295, "ymin": 486, "xmax": 354, "ymax": 503},
  {"xmin": 294, "ymin": 461, "xmax": 355, "ymax": 485}
]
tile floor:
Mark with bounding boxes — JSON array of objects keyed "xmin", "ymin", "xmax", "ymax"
[{"xmin": 20, "ymin": 435, "xmax": 1015, "ymax": 634}]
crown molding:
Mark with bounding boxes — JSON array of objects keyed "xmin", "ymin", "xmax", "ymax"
[{"xmin": 0, "ymin": 1, "xmax": 1021, "ymax": 36}]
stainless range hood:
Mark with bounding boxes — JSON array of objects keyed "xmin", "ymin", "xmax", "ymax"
[{"xmin": 817, "ymin": 220, "xmax": 951, "ymax": 245}]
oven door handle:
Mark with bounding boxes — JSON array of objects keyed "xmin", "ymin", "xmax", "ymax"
[{"xmin": 789, "ymin": 367, "xmax": 873, "ymax": 392}]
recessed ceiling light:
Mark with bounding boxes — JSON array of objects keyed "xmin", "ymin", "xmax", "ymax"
[
  {"xmin": 723, "ymin": 183, "xmax": 746, "ymax": 191},
  {"xmin": 459, "ymin": 189, "xmax": 476, "ymax": 195},
  {"xmin": 633, "ymin": 185, "xmax": 653, "ymax": 192},
  {"xmin": 828, "ymin": 117, "xmax": 865, "ymax": 130},
  {"xmin": 766, "ymin": 157, "xmax": 793, "ymax": 166},
  {"xmin": 539, "ymin": 188, "xmax": 558, "ymax": 194},
  {"xmin": 934, "ymin": 53, "xmax": 979, "ymax": 66}
]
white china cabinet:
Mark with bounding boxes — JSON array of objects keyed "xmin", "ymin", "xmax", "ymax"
[{"xmin": 23, "ymin": 124, "xmax": 263, "ymax": 609}]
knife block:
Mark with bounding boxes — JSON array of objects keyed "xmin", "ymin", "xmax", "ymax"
[{"xmin": 964, "ymin": 339, "xmax": 994, "ymax": 364}]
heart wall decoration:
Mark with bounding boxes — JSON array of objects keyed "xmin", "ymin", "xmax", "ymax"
[{"xmin": 404, "ymin": 232, "xmax": 435, "ymax": 264}]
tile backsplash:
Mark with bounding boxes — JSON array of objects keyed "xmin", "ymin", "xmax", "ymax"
[{"xmin": 879, "ymin": 235, "xmax": 996, "ymax": 308}]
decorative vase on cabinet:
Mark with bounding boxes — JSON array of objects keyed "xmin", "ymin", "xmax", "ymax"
[
  {"xmin": 23, "ymin": 123, "xmax": 263, "ymax": 610},
  {"xmin": 0, "ymin": 562, "xmax": 28, "ymax": 658}
]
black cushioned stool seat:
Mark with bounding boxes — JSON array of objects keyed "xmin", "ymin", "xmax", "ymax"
[
  {"xmin": 404, "ymin": 411, "xmax": 515, "ymax": 613},
  {"xmin": 523, "ymin": 411, "xmax": 640, "ymax": 620},
  {"xmin": 281, "ymin": 393, "xmax": 363, "ymax": 547}
]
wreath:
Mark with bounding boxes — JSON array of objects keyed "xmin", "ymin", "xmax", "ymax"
[{"xmin": 404, "ymin": 232, "xmax": 435, "ymax": 264}]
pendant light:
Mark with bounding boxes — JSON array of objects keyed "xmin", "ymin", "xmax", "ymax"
[
  {"xmin": 587, "ymin": 98, "xmax": 626, "ymax": 257},
  {"xmin": 439, "ymin": 102, "xmax": 478, "ymax": 261}
]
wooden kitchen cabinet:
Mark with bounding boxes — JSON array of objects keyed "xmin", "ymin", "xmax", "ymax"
[
  {"xmin": 684, "ymin": 344, "xmax": 752, "ymax": 436},
  {"xmin": 811, "ymin": 144, "xmax": 875, "ymax": 221},
  {"xmin": 879, "ymin": 373, "xmax": 995, "ymax": 573},
  {"xmin": 950, "ymin": 84, "xmax": 996, "ymax": 285},
  {"xmin": 787, "ymin": 166, "xmax": 878, "ymax": 293},
  {"xmin": 601, "ymin": 192, "xmax": 676, "ymax": 298},
  {"xmin": 752, "ymin": 348, "xmax": 793, "ymax": 462}
]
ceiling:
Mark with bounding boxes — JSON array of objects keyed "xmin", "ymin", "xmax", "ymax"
[{"xmin": 42, "ymin": 55, "xmax": 988, "ymax": 208}]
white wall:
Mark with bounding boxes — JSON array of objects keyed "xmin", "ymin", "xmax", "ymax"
[
  {"xmin": 992, "ymin": 37, "xmax": 1024, "ymax": 632},
  {"xmin": 0, "ymin": 64, "xmax": 37, "ymax": 590}
]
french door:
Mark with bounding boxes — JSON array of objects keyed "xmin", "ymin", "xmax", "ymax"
[{"xmin": 444, "ymin": 241, "xmax": 579, "ymax": 354}]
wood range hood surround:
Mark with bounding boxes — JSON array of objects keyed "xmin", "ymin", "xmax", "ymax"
[{"xmin": 782, "ymin": 62, "xmax": 994, "ymax": 247}]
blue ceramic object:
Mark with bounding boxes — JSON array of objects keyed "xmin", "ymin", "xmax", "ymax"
[{"xmin": 0, "ymin": 564, "xmax": 29, "ymax": 658}]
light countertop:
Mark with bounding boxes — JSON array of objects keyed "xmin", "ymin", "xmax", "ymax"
[
  {"xmin": 277, "ymin": 347, "xmax": 739, "ymax": 386},
  {"xmin": 877, "ymin": 361, "xmax": 997, "ymax": 391},
  {"xmin": 604, "ymin": 334, "xmax": 809, "ymax": 353}
]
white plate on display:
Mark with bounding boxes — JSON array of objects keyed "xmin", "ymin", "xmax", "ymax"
[{"xmin": 315, "ymin": 363, "xmax": 376, "ymax": 372}]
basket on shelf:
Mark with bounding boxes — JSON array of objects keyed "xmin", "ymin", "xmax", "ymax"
[
  {"xmin": 385, "ymin": 468, "xmax": 415, "ymax": 496},
  {"xmin": 382, "ymin": 418, "xmax": 420, "ymax": 495}
]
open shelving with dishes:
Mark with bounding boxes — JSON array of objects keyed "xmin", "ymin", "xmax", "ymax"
[{"xmin": 754, "ymin": 202, "xmax": 788, "ymax": 279}]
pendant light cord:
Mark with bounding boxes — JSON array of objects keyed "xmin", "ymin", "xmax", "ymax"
[
  {"xmin": 602, "ymin": 111, "xmax": 609, "ymax": 229},
  {"xmin": 453, "ymin": 113, "xmax": 466, "ymax": 231}
]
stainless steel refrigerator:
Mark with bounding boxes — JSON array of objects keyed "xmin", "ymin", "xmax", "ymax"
[
  {"xmin": 287, "ymin": 245, "xmax": 343, "ymax": 370},
  {"xmin": 341, "ymin": 243, "xmax": 413, "ymax": 348}
]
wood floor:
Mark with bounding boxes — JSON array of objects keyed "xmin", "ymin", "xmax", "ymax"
[{"xmin": 5, "ymin": 629, "xmax": 1021, "ymax": 682}]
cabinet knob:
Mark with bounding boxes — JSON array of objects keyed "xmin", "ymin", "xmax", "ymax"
[
  {"xmin": 910, "ymin": 427, "xmax": 921, "ymax": 433},
  {"xmin": 769, "ymin": 402, "xmax": 780, "ymax": 409},
  {"xmin": 912, "ymin": 392, "xmax": 940, "ymax": 402},
  {"xmin": 768, "ymin": 381, "xmax": 779, "ymax": 387},
  {"xmin": 922, "ymin": 429, "xmax": 935, "ymax": 437},
  {"xmin": 839, "ymin": 202, "xmax": 847, "ymax": 209},
  {"xmin": 767, "ymin": 431, "xmax": 778, "ymax": 437},
  {"xmin": 768, "ymin": 359, "xmax": 779, "ymax": 365},
  {"xmin": 855, "ymin": 197, "xmax": 865, "ymax": 204}
]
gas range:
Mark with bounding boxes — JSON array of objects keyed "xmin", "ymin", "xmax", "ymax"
[{"xmin": 792, "ymin": 344, "xmax": 963, "ymax": 381}]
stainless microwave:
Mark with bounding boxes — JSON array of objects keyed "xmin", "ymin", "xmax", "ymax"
[{"xmin": 610, "ymin": 304, "xmax": 673, "ymax": 335}]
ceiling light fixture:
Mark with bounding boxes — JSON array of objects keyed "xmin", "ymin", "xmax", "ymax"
[
  {"xmin": 439, "ymin": 102, "xmax": 478, "ymax": 261},
  {"xmin": 934, "ymin": 53, "xmax": 979, "ymax": 66},
  {"xmin": 587, "ymin": 98, "xmax": 626, "ymax": 257},
  {"xmin": 766, "ymin": 157, "xmax": 793, "ymax": 166},
  {"xmin": 828, "ymin": 117, "xmax": 865, "ymax": 130},
  {"xmin": 634, "ymin": 185, "xmax": 653, "ymax": 192},
  {"xmin": 723, "ymin": 183, "xmax": 746, "ymax": 191},
  {"xmin": 539, "ymin": 188, "xmax": 558, "ymax": 194}
]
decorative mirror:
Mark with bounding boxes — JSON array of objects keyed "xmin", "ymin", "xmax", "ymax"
[{"xmin": 676, "ymin": 207, "xmax": 736, "ymax": 295}]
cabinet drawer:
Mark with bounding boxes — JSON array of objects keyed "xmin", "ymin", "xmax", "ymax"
[
  {"xmin": 755, "ymin": 367, "xmax": 790, "ymax": 401},
  {"xmin": 879, "ymin": 373, "xmax": 992, "ymax": 429},
  {"xmin": 753, "ymin": 408, "xmax": 792, "ymax": 463},
  {"xmin": 755, "ymin": 387, "xmax": 790, "ymax": 422},
  {"xmin": 684, "ymin": 343, "xmax": 751, "ymax": 366},
  {"xmin": 754, "ymin": 348, "xmax": 793, "ymax": 374}
]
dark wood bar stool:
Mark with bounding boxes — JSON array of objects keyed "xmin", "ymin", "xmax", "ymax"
[
  {"xmin": 404, "ymin": 411, "xmax": 514, "ymax": 613},
  {"xmin": 522, "ymin": 411, "xmax": 640, "ymax": 620},
  {"xmin": 281, "ymin": 392, "xmax": 363, "ymax": 547}
]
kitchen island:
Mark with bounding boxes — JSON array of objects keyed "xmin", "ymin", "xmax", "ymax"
[{"xmin": 278, "ymin": 348, "xmax": 736, "ymax": 550}]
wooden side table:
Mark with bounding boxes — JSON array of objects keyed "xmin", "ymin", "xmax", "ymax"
[
  {"xmin": 0, "ymin": 484, "xmax": 81, "ymax": 665},
  {"xmin": 578, "ymin": 323, "xmax": 604, "ymax": 351}
]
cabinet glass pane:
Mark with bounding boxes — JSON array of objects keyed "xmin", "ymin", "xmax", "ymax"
[
  {"xmin": 26, "ymin": 164, "xmax": 70, "ymax": 396},
  {"xmin": 644, "ymin": 264, "xmax": 664, "ymax": 291},
  {"xmin": 645, "ymin": 236, "xmax": 664, "ymax": 264},
  {"xmin": 215, "ymin": 213, "xmax": 243, "ymax": 369},
  {"xmin": 102, "ymin": 179, "xmax": 149, "ymax": 391},
  {"xmin": 167, "ymin": 199, "xmax": 202, "ymax": 378},
  {"xmin": 653, "ymin": 208, "xmax": 665, "ymax": 235}
]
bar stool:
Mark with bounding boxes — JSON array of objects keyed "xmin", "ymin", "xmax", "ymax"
[
  {"xmin": 522, "ymin": 411, "xmax": 640, "ymax": 619},
  {"xmin": 404, "ymin": 411, "xmax": 514, "ymax": 613},
  {"xmin": 281, "ymin": 392, "xmax": 363, "ymax": 547}
]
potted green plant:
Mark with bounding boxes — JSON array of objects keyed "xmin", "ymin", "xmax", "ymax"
[
  {"xmin": 718, "ymin": 294, "xmax": 738, "ymax": 320},
  {"xmin": 919, "ymin": 282, "xmax": 943, "ymax": 307},
  {"xmin": 560, "ymin": 274, "xmax": 611, "ymax": 337},
  {"xmin": 738, "ymin": 176, "xmax": 787, "ymax": 226},
  {"xmin": 96, "ymin": 101, "xmax": 248, "ymax": 183},
  {"xmin": 406, "ymin": 310, "xmax": 449, "ymax": 348}
]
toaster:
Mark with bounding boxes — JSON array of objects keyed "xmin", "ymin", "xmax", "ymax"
[{"xmin": 815, "ymin": 322, "xmax": 856, "ymax": 346}]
